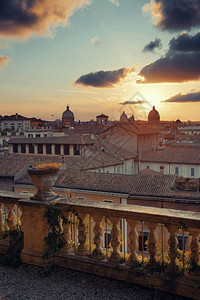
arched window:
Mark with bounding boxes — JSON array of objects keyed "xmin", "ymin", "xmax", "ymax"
[{"xmin": 11, "ymin": 123, "xmax": 15, "ymax": 131}]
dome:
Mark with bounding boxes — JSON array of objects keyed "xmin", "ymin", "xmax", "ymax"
[
  {"xmin": 128, "ymin": 115, "xmax": 135, "ymax": 122},
  {"xmin": 62, "ymin": 105, "xmax": 74, "ymax": 126},
  {"xmin": 120, "ymin": 111, "xmax": 128, "ymax": 123},
  {"xmin": 148, "ymin": 106, "xmax": 160, "ymax": 123}
]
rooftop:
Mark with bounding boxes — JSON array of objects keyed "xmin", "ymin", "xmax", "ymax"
[
  {"xmin": 140, "ymin": 144, "xmax": 200, "ymax": 164},
  {"xmin": 8, "ymin": 134, "xmax": 94, "ymax": 145}
]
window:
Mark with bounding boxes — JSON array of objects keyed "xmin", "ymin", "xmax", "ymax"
[
  {"xmin": 103, "ymin": 199, "xmax": 113, "ymax": 203},
  {"xmin": 11, "ymin": 123, "xmax": 15, "ymax": 132},
  {"xmin": 177, "ymin": 236, "xmax": 188, "ymax": 250},
  {"xmin": 146, "ymin": 165, "xmax": 150, "ymax": 169},
  {"xmin": 13, "ymin": 143, "xmax": 18, "ymax": 153},
  {"xmin": 125, "ymin": 162, "xmax": 127, "ymax": 172},
  {"xmin": 74, "ymin": 144, "xmax": 80, "ymax": 156},
  {"xmin": 103, "ymin": 231, "xmax": 112, "ymax": 249},
  {"xmin": 36, "ymin": 134, "xmax": 40, "ymax": 137},
  {"xmin": 175, "ymin": 167, "xmax": 179, "ymax": 175},
  {"xmin": 29, "ymin": 144, "xmax": 34, "ymax": 154},
  {"xmin": 139, "ymin": 232, "xmax": 148, "ymax": 251},
  {"xmin": 191, "ymin": 168, "xmax": 195, "ymax": 177},
  {"xmin": 28, "ymin": 134, "xmax": 33, "ymax": 138},
  {"xmin": 64, "ymin": 144, "xmax": 69, "ymax": 155},
  {"xmin": 38, "ymin": 144, "xmax": 43, "ymax": 154},
  {"xmin": 21, "ymin": 144, "xmax": 26, "ymax": 153},
  {"xmin": 46, "ymin": 144, "xmax": 52, "ymax": 155}
]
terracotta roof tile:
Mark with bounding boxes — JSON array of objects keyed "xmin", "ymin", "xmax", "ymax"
[{"xmin": 140, "ymin": 144, "xmax": 200, "ymax": 164}]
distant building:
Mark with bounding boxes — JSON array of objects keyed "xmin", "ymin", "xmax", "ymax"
[
  {"xmin": 62, "ymin": 105, "xmax": 74, "ymax": 127},
  {"xmin": 148, "ymin": 106, "xmax": 160, "ymax": 123},
  {"xmin": 96, "ymin": 113, "xmax": 109, "ymax": 126},
  {"xmin": 0, "ymin": 113, "xmax": 31, "ymax": 134},
  {"xmin": 120, "ymin": 111, "xmax": 128, "ymax": 123}
]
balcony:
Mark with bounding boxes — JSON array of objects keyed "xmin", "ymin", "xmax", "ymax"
[{"xmin": 0, "ymin": 191, "xmax": 199, "ymax": 299}]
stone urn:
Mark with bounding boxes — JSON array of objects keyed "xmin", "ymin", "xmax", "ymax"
[{"xmin": 28, "ymin": 167, "xmax": 59, "ymax": 201}]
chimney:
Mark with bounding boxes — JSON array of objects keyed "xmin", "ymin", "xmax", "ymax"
[{"xmin": 160, "ymin": 165, "xmax": 164, "ymax": 174}]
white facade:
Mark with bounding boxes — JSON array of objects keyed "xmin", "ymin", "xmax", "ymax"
[
  {"xmin": 0, "ymin": 119, "xmax": 31, "ymax": 133},
  {"xmin": 138, "ymin": 161, "xmax": 200, "ymax": 178}
]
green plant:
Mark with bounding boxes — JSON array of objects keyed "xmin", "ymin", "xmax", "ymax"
[
  {"xmin": 43, "ymin": 203, "xmax": 68, "ymax": 259},
  {"xmin": 3, "ymin": 226, "xmax": 24, "ymax": 267}
]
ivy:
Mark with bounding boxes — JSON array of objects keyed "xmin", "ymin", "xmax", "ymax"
[
  {"xmin": 2, "ymin": 226, "xmax": 24, "ymax": 267},
  {"xmin": 43, "ymin": 203, "xmax": 68, "ymax": 259}
]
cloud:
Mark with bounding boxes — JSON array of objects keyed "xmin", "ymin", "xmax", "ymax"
[
  {"xmin": 108, "ymin": 0, "xmax": 120, "ymax": 7},
  {"xmin": 163, "ymin": 92, "xmax": 200, "ymax": 103},
  {"xmin": 143, "ymin": 37, "xmax": 162, "ymax": 52},
  {"xmin": 0, "ymin": 55, "xmax": 9, "ymax": 68},
  {"xmin": 169, "ymin": 32, "xmax": 200, "ymax": 52},
  {"xmin": 138, "ymin": 32, "xmax": 200, "ymax": 84},
  {"xmin": 91, "ymin": 36, "xmax": 100, "ymax": 46},
  {"xmin": 143, "ymin": 0, "xmax": 200, "ymax": 31},
  {"xmin": 0, "ymin": 0, "xmax": 90, "ymax": 39},
  {"xmin": 120, "ymin": 100, "xmax": 147, "ymax": 105},
  {"xmin": 75, "ymin": 66, "xmax": 137, "ymax": 88}
]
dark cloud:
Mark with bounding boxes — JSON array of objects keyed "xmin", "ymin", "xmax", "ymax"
[
  {"xmin": 0, "ymin": 0, "xmax": 89, "ymax": 39},
  {"xmin": 143, "ymin": 37, "xmax": 162, "ymax": 52},
  {"xmin": 163, "ymin": 92, "xmax": 200, "ymax": 103},
  {"xmin": 169, "ymin": 32, "xmax": 200, "ymax": 52},
  {"xmin": 0, "ymin": 55, "xmax": 9, "ymax": 68},
  {"xmin": 138, "ymin": 32, "xmax": 200, "ymax": 84},
  {"xmin": 75, "ymin": 66, "xmax": 136, "ymax": 88},
  {"xmin": 120, "ymin": 100, "xmax": 146, "ymax": 105},
  {"xmin": 143, "ymin": 0, "xmax": 200, "ymax": 31}
]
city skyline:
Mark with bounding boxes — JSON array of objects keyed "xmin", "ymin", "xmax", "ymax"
[{"xmin": 0, "ymin": 0, "xmax": 200, "ymax": 121}]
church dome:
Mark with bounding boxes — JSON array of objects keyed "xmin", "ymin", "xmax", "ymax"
[
  {"xmin": 148, "ymin": 106, "xmax": 160, "ymax": 123},
  {"xmin": 120, "ymin": 111, "xmax": 128, "ymax": 123},
  {"xmin": 62, "ymin": 105, "xmax": 74, "ymax": 126}
]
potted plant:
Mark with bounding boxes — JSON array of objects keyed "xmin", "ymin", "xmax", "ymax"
[{"xmin": 28, "ymin": 162, "xmax": 61, "ymax": 201}]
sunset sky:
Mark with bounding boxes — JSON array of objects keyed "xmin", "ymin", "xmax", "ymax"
[{"xmin": 0, "ymin": 0, "xmax": 200, "ymax": 122}]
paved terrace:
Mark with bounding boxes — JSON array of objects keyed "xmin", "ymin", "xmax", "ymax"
[{"xmin": 0, "ymin": 264, "xmax": 187, "ymax": 300}]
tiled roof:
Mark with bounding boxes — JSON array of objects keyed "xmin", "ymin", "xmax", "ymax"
[
  {"xmin": 8, "ymin": 134, "xmax": 94, "ymax": 145},
  {"xmin": 16, "ymin": 169, "xmax": 176, "ymax": 198},
  {"xmin": 99, "ymin": 123, "xmax": 160, "ymax": 136},
  {"xmin": 0, "ymin": 153, "xmax": 122, "ymax": 177},
  {"xmin": 0, "ymin": 154, "xmax": 62, "ymax": 177},
  {"xmin": 82, "ymin": 152, "xmax": 123, "ymax": 170},
  {"xmin": 87, "ymin": 140, "xmax": 137, "ymax": 161},
  {"xmin": 139, "ymin": 144, "xmax": 200, "ymax": 164}
]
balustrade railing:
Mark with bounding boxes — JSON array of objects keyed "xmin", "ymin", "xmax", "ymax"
[
  {"xmin": 0, "ymin": 193, "xmax": 199, "ymax": 298},
  {"xmin": 55, "ymin": 198, "xmax": 200, "ymax": 275}
]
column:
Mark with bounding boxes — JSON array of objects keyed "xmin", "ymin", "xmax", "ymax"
[
  {"xmin": 60, "ymin": 145, "xmax": 64, "ymax": 156},
  {"xmin": 109, "ymin": 217, "xmax": 121, "ymax": 263},
  {"xmin": 34, "ymin": 144, "xmax": 38, "ymax": 155},
  {"xmin": 126, "ymin": 219, "xmax": 139, "ymax": 264},
  {"xmin": 43, "ymin": 144, "xmax": 46, "ymax": 155},
  {"xmin": 51, "ymin": 144, "xmax": 55, "ymax": 156},
  {"xmin": 189, "ymin": 228, "xmax": 200, "ymax": 266},
  {"xmin": 92, "ymin": 214, "xmax": 104, "ymax": 259},
  {"xmin": 166, "ymin": 224, "xmax": 178, "ymax": 270},
  {"xmin": 146, "ymin": 221, "xmax": 158, "ymax": 265},
  {"xmin": 25, "ymin": 144, "xmax": 29, "ymax": 154},
  {"xmin": 60, "ymin": 211, "xmax": 73, "ymax": 254},
  {"xmin": 76, "ymin": 213, "xmax": 87, "ymax": 256},
  {"xmin": 69, "ymin": 145, "xmax": 74, "ymax": 156}
]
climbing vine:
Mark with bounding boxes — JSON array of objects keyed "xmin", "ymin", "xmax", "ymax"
[
  {"xmin": 2, "ymin": 226, "xmax": 24, "ymax": 267},
  {"xmin": 43, "ymin": 203, "xmax": 67, "ymax": 259}
]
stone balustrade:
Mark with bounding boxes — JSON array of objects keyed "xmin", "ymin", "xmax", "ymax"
[{"xmin": 0, "ymin": 192, "xmax": 199, "ymax": 299}]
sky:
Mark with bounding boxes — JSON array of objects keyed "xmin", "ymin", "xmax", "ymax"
[{"xmin": 0, "ymin": 0, "xmax": 200, "ymax": 122}]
